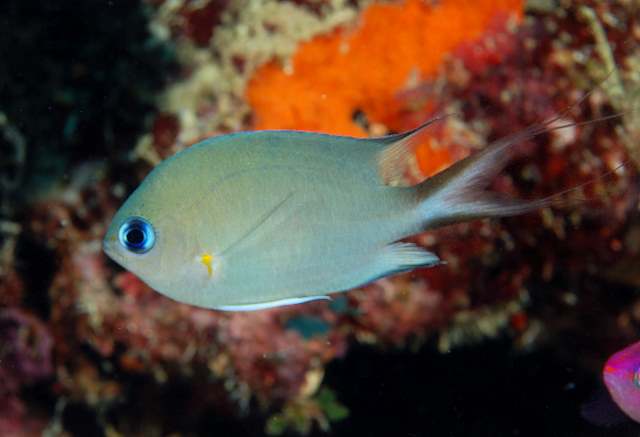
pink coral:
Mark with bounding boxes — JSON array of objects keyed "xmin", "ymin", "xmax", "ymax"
[{"xmin": 0, "ymin": 309, "xmax": 52, "ymax": 436}]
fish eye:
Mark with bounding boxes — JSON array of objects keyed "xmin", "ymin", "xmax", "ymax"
[{"xmin": 118, "ymin": 217, "xmax": 155, "ymax": 254}]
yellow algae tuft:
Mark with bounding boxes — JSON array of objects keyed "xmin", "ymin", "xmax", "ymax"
[{"xmin": 247, "ymin": 0, "xmax": 524, "ymax": 137}]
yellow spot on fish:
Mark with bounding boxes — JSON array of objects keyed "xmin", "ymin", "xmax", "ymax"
[{"xmin": 201, "ymin": 253, "xmax": 214, "ymax": 277}]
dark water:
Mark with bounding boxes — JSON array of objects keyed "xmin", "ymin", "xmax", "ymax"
[{"xmin": 323, "ymin": 340, "xmax": 638, "ymax": 437}]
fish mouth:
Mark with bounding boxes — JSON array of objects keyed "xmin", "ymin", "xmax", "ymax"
[{"xmin": 102, "ymin": 236, "xmax": 122, "ymax": 263}]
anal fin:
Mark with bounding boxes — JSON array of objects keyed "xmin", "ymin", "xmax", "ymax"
[{"xmin": 379, "ymin": 242, "xmax": 441, "ymax": 276}]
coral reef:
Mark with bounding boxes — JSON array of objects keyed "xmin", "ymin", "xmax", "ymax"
[
  {"xmin": 139, "ymin": 0, "xmax": 364, "ymax": 159},
  {"xmin": 0, "ymin": 309, "xmax": 53, "ymax": 436},
  {"xmin": 1, "ymin": 0, "xmax": 639, "ymax": 436}
]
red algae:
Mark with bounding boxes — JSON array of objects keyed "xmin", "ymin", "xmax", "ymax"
[
  {"xmin": 152, "ymin": 112, "xmax": 181, "ymax": 158},
  {"xmin": 246, "ymin": 0, "xmax": 523, "ymax": 136},
  {"xmin": 181, "ymin": 0, "xmax": 229, "ymax": 46}
]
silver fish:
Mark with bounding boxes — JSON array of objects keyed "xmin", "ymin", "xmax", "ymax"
[{"xmin": 103, "ymin": 118, "xmax": 556, "ymax": 311}]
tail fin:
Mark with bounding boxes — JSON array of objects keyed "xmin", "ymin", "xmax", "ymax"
[
  {"xmin": 372, "ymin": 67, "xmax": 631, "ymax": 228},
  {"xmin": 413, "ymin": 114, "xmax": 626, "ymax": 228}
]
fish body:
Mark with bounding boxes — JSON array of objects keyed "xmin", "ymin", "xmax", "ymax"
[
  {"xmin": 603, "ymin": 341, "xmax": 640, "ymax": 423},
  {"xmin": 103, "ymin": 121, "xmax": 552, "ymax": 310}
]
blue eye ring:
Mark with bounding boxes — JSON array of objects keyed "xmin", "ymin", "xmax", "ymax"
[{"xmin": 118, "ymin": 217, "xmax": 155, "ymax": 254}]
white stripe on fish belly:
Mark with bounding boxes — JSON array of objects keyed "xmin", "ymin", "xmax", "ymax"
[{"xmin": 213, "ymin": 295, "xmax": 331, "ymax": 311}]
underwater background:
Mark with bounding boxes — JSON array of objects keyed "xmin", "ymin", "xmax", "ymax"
[{"xmin": 1, "ymin": 0, "xmax": 640, "ymax": 436}]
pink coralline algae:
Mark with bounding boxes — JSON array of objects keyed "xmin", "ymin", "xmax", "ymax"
[{"xmin": 0, "ymin": 309, "xmax": 53, "ymax": 436}]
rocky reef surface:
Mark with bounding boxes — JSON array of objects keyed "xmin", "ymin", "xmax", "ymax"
[{"xmin": 0, "ymin": 0, "xmax": 639, "ymax": 435}]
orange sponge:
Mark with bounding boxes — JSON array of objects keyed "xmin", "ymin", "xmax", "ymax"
[{"xmin": 246, "ymin": 0, "xmax": 523, "ymax": 138}]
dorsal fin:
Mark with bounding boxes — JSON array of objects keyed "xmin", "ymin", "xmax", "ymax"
[{"xmin": 375, "ymin": 114, "xmax": 455, "ymax": 186}]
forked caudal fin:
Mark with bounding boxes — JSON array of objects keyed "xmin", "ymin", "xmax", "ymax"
[
  {"xmin": 373, "ymin": 66, "xmax": 632, "ymax": 228},
  {"xmin": 411, "ymin": 113, "xmax": 626, "ymax": 228}
]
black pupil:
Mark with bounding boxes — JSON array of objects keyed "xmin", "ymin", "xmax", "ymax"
[{"xmin": 126, "ymin": 227, "xmax": 145, "ymax": 246}]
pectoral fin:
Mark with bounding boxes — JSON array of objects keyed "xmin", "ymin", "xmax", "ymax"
[{"xmin": 221, "ymin": 191, "xmax": 296, "ymax": 256}]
